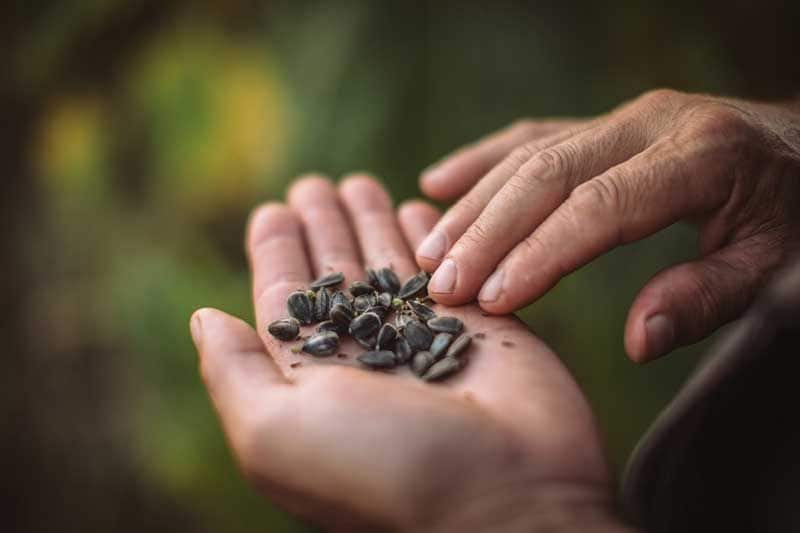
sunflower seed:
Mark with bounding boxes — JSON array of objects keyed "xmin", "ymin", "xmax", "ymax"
[
  {"xmin": 331, "ymin": 291, "xmax": 353, "ymax": 311},
  {"xmin": 318, "ymin": 320, "xmax": 346, "ymax": 335},
  {"xmin": 287, "ymin": 291, "xmax": 313, "ymax": 325},
  {"xmin": 394, "ymin": 336, "xmax": 413, "ymax": 363},
  {"xmin": 422, "ymin": 356, "xmax": 464, "ymax": 381},
  {"xmin": 355, "ymin": 334, "xmax": 377, "ymax": 350},
  {"xmin": 349, "ymin": 311, "xmax": 382, "ymax": 340},
  {"xmin": 314, "ymin": 288, "xmax": 331, "ymax": 322},
  {"xmin": 430, "ymin": 332, "xmax": 454, "ymax": 359},
  {"xmin": 377, "ymin": 292, "xmax": 393, "ymax": 309},
  {"xmin": 376, "ymin": 323, "xmax": 397, "ymax": 350},
  {"xmin": 353, "ymin": 294, "xmax": 372, "ymax": 314},
  {"xmin": 310, "ymin": 271, "xmax": 344, "ymax": 290},
  {"xmin": 366, "ymin": 268, "xmax": 380, "ymax": 288},
  {"xmin": 330, "ymin": 303, "xmax": 354, "ymax": 328},
  {"xmin": 267, "ymin": 318, "xmax": 300, "ymax": 341},
  {"xmin": 302, "ymin": 331, "xmax": 340, "ymax": 357},
  {"xmin": 445, "ymin": 334, "xmax": 472, "ymax": 358},
  {"xmin": 411, "ymin": 351, "xmax": 435, "ymax": 376},
  {"xmin": 366, "ymin": 305, "xmax": 388, "ymax": 320},
  {"xmin": 428, "ymin": 316, "xmax": 463, "ymax": 335},
  {"xmin": 357, "ymin": 350, "xmax": 397, "ymax": 368},
  {"xmin": 408, "ymin": 300, "xmax": 436, "ymax": 322},
  {"xmin": 376, "ymin": 267, "xmax": 401, "ymax": 294},
  {"xmin": 349, "ymin": 280, "xmax": 375, "ymax": 296},
  {"xmin": 398, "ymin": 272, "xmax": 429, "ymax": 300},
  {"xmin": 405, "ymin": 319, "xmax": 433, "ymax": 351}
]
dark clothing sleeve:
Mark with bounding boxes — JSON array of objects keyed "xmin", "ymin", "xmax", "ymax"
[{"xmin": 622, "ymin": 261, "xmax": 800, "ymax": 533}]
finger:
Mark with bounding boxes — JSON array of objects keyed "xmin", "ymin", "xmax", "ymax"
[
  {"xmin": 397, "ymin": 199, "xmax": 441, "ymax": 250},
  {"xmin": 191, "ymin": 308, "xmax": 289, "ymax": 451},
  {"xmin": 339, "ymin": 174, "xmax": 418, "ymax": 279},
  {"xmin": 287, "ymin": 175, "xmax": 363, "ymax": 283},
  {"xmin": 247, "ymin": 203, "xmax": 312, "ymax": 328},
  {"xmin": 421, "ymin": 119, "xmax": 581, "ymax": 201},
  {"xmin": 624, "ymin": 235, "xmax": 783, "ymax": 362},
  {"xmin": 477, "ymin": 137, "xmax": 730, "ymax": 312},
  {"xmin": 416, "ymin": 124, "xmax": 588, "ymax": 273},
  {"xmin": 428, "ymin": 118, "xmax": 648, "ymax": 305}
]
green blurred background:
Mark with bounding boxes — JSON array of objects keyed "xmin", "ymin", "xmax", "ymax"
[{"xmin": 3, "ymin": 1, "xmax": 799, "ymax": 531}]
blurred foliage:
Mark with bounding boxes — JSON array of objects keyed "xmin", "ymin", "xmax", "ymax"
[{"xmin": 9, "ymin": 0, "xmax": 797, "ymax": 531}]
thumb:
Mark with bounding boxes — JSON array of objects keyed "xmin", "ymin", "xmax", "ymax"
[{"xmin": 624, "ymin": 241, "xmax": 777, "ymax": 363}]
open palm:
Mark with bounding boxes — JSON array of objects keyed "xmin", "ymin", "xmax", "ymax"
[{"xmin": 191, "ymin": 176, "xmax": 621, "ymax": 531}]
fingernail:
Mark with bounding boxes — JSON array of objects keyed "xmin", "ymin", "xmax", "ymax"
[
  {"xmin": 417, "ymin": 230, "xmax": 448, "ymax": 262},
  {"xmin": 190, "ymin": 312, "xmax": 204, "ymax": 347},
  {"xmin": 479, "ymin": 270, "xmax": 505, "ymax": 303},
  {"xmin": 645, "ymin": 314, "xmax": 674, "ymax": 358},
  {"xmin": 429, "ymin": 259, "xmax": 458, "ymax": 294}
]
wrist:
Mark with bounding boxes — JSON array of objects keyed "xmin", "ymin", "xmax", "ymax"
[{"xmin": 417, "ymin": 480, "xmax": 637, "ymax": 533}]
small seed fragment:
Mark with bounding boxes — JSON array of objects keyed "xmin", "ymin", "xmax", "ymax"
[
  {"xmin": 349, "ymin": 311, "xmax": 382, "ymax": 340},
  {"xmin": 392, "ymin": 297, "xmax": 404, "ymax": 309},
  {"xmin": 310, "ymin": 271, "xmax": 344, "ymax": 290},
  {"xmin": 318, "ymin": 320, "xmax": 346, "ymax": 335},
  {"xmin": 428, "ymin": 316, "xmax": 464, "ymax": 335},
  {"xmin": 411, "ymin": 351, "xmax": 435, "ymax": 376},
  {"xmin": 314, "ymin": 288, "xmax": 331, "ymax": 322},
  {"xmin": 405, "ymin": 319, "xmax": 434, "ymax": 351},
  {"xmin": 430, "ymin": 332, "xmax": 454, "ymax": 359},
  {"xmin": 445, "ymin": 334, "xmax": 472, "ymax": 358},
  {"xmin": 330, "ymin": 303, "xmax": 354, "ymax": 328},
  {"xmin": 398, "ymin": 272, "xmax": 429, "ymax": 300},
  {"xmin": 376, "ymin": 267, "xmax": 401, "ymax": 294},
  {"xmin": 377, "ymin": 323, "xmax": 397, "ymax": 350},
  {"xmin": 408, "ymin": 300, "xmax": 436, "ymax": 322},
  {"xmin": 394, "ymin": 336, "xmax": 413, "ymax": 363},
  {"xmin": 353, "ymin": 294, "xmax": 372, "ymax": 314},
  {"xmin": 349, "ymin": 280, "xmax": 375, "ymax": 296},
  {"xmin": 267, "ymin": 318, "xmax": 300, "ymax": 341},
  {"xmin": 302, "ymin": 331, "xmax": 339, "ymax": 357},
  {"xmin": 288, "ymin": 291, "xmax": 313, "ymax": 325},
  {"xmin": 377, "ymin": 292, "xmax": 393, "ymax": 309},
  {"xmin": 357, "ymin": 350, "xmax": 397, "ymax": 369},
  {"xmin": 422, "ymin": 356, "xmax": 464, "ymax": 381}
]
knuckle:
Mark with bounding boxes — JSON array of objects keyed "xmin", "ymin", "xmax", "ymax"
[
  {"xmin": 509, "ymin": 118, "xmax": 536, "ymax": 132},
  {"xmin": 570, "ymin": 178, "xmax": 621, "ymax": 214},
  {"xmin": 687, "ymin": 102, "xmax": 755, "ymax": 144},
  {"xmin": 637, "ymin": 88, "xmax": 683, "ymax": 107},
  {"xmin": 507, "ymin": 144, "xmax": 535, "ymax": 165},
  {"xmin": 461, "ymin": 219, "xmax": 492, "ymax": 248}
]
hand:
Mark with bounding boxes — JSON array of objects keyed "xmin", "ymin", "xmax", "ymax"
[
  {"xmin": 190, "ymin": 176, "xmax": 632, "ymax": 532},
  {"xmin": 415, "ymin": 90, "xmax": 800, "ymax": 362}
]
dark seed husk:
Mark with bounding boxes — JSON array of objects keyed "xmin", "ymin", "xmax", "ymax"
[
  {"xmin": 422, "ymin": 356, "xmax": 464, "ymax": 381},
  {"xmin": 331, "ymin": 291, "xmax": 353, "ymax": 312},
  {"xmin": 405, "ymin": 319, "xmax": 433, "ymax": 351},
  {"xmin": 355, "ymin": 334, "xmax": 377, "ymax": 350},
  {"xmin": 287, "ymin": 291, "xmax": 313, "ymax": 325},
  {"xmin": 314, "ymin": 288, "xmax": 331, "ymax": 322},
  {"xmin": 395, "ymin": 310, "xmax": 414, "ymax": 330},
  {"xmin": 357, "ymin": 350, "xmax": 397, "ymax": 369},
  {"xmin": 318, "ymin": 320, "xmax": 347, "ymax": 335},
  {"xmin": 376, "ymin": 267, "xmax": 401, "ymax": 294},
  {"xmin": 353, "ymin": 294, "xmax": 372, "ymax": 314},
  {"xmin": 376, "ymin": 323, "xmax": 397, "ymax": 350},
  {"xmin": 394, "ymin": 336, "xmax": 413, "ymax": 363},
  {"xmin": 302, "ymin": 331, "xmax": 340, "ymax": 357},
  {"xmin": 428, "ymin": 316, "xmax": 464, "ymax": 335},
  {"xmin": 267, "ymin": 318, "xmax": 300, "ymax": 341},
  {"xmin": 366, "ymin": 305, "xmax": 388, "ymax": 320},
  {"xmin": 330, "ymin": 303, "xmax": 354, "ymax": 328},
  {"xmin": 366, "ymin": 269, "xmax": 380, "ymax": 288},
  {"xmin": 398, "ymin": 272, "xmax": 429, "ymax": 300},
  {"xmin": 445, "ymin": 334, "xmax": 472, "ymax": 358},
  {"xmin": 430, "ymin": 332, "xmax": 454, "ymax": 360},
  {"xmin": 349, "ymin": 281, "xmax": 375, "ymax": 296},
  {"xmin": 310, "ymin": 271, "xmax": 344, "ymax": 290},
  {"xmin": 377, "ymin": 292, "xmax": 393, "ymax": 309},
  {"xmin": 349, "ymin": 311, "xmax": 382, "ymax": 340},
  {"xmin": 408, "ymin": 300, "xmax": 436, "ymax": 322},
  {"xmin": 411, "ymin": 351, "xmax": 435, "ymax": 376}
]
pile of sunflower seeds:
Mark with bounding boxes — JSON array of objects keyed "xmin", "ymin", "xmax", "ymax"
[{"xmin": 267, "ymin": 268, "xmax": 471, "ymax": 382}]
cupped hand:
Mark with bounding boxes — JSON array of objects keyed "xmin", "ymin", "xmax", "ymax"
[
  {"xmin": 190, "ymin": 176, "xmax": 628, "ymax": 532},
  {"xmin": 416, "ymin": 90, "xmax": 800, "ymax": 362}
]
